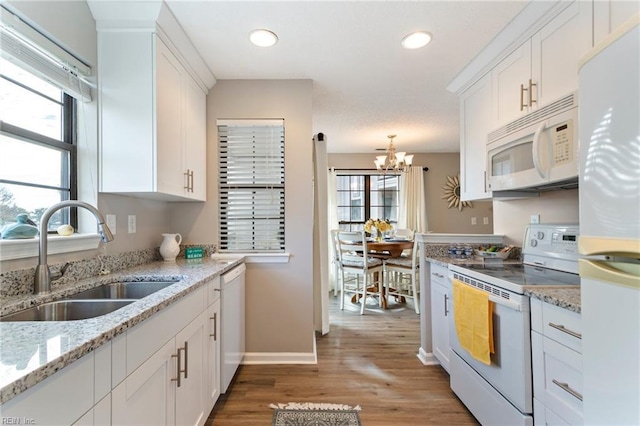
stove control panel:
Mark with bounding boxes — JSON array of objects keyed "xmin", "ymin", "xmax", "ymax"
[{"xmin": 523, "ymin": 224, "xmax": 579, "ymax": 256}]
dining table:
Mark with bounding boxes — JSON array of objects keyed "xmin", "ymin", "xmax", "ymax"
[{"xmin": 349, "ymin": 238, "xmax": 414, "ymax": 309}]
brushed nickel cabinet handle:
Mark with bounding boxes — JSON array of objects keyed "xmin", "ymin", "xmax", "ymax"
[
  {"xmin": 184, "ymin": 170, "xmax": 190, "ymax": 191},
  {"xmin": 183, "ymin": 341, "xmax": 188, "ymax": 379},
  {"xmin": 171, "ymin": 348, "xmax": 182, "ymax": 387},
  {"xmin": 552, "ymin": 379, "xmax": 583, "ymax": 401},
  {"xmin": 549, "ymin": 322, "xmax": 582, "ymax": 339},
  {"xmin": 520, "ymin": 83, "xmax": 528, "ymax": 111},
  {"xmin": 528, "ymin": 79, "xmax": 537, "ymax": 107},
  {"xmin": 189, "ymin": 170, "xmax": 194, "ymax": 192},
  {"xmin": 444, "ymin": 294, "xmax": 449, "ymax": 316},
  {"xmin": 209, "ymin": 313, "xmax": 218, "ymax": 340}
]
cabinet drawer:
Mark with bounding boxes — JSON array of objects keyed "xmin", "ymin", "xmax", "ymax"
[
  {"xmin": 126, "ymin": 286, "xmax": 206, "ymax": 374},
  {"xmin": 208, "ymin": 276, "xmax": 221, "ymax": 306},
  {"xmin": 429, "ymin": 263, "xmax": 449, "ymax": 287},
  {"xmin": 531, "ymin": 298, "xmax": 581, "ymax": 353},
  {"xmin": 532, "ymin": 332, "xmax": 583, "ymax": 425}
]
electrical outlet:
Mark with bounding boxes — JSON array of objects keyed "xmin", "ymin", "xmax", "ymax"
[
  {"xmin": 106, "ymin": 214, "xmax": 116, "ymax": 235},
  {"xmin": 483, "ymin": 217, "xmax": 489, "ymax": 225},
  {"xmin": 471, "ymin": 217, "xmax": 477, "ymax": 225},
  {"xmin": 530, "ymin": 214, "xmax": 540, "ymax": 224},
  {"xmin": 128, "ymin": 215, "xmax": 136, "ymax": 233}
]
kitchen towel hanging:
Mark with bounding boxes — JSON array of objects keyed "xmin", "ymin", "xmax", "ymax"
[{"xmin": 453, "ymin": 279, "xmax": 495, "ymax": 365}]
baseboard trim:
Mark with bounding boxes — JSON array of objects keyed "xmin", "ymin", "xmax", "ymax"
[
  {"xmin": 242, "ymin": 351, "xmax": 317, "ymax": 365},
  {"xmin": 417, "ymin": 347, "xmax": 440, "ymax": 366}
]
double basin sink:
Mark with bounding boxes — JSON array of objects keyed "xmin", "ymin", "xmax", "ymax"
[{"xmin": 1, "ymin": 280, "xmax": 179, "ymax": 322}]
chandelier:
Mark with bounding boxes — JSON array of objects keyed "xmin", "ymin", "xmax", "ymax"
[{"xmin": 374, "ymin": 134, "xmax": 414, "ymax": 172}]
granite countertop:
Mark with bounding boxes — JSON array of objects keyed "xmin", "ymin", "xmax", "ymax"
[
  {"xmin": 425, "ymin": 256, "xmax": 581, "ymax": 313},
  {"xmin": 525, "ymin": 287, "xmax": 581, "ymax": 313},
  {"xmin": 0, "ymin": 257, "xmax": 243, "ymax": 404}
]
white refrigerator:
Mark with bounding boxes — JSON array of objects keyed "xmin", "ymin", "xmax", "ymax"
[{"xmin": 578, "ymin": 16, "xmax": 640, "ymax": 425}]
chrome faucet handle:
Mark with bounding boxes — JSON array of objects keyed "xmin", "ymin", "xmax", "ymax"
[{"xmin": 50, "ymin": 262, "xmax": 71, "ymax": 282}]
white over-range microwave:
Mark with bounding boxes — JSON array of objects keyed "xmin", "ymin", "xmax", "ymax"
[{"xmin": 486, "ymin": 91, "xmax": 579, "ymax": 193}]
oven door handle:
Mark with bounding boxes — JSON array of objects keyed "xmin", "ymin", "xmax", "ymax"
[{"xmin": 488, "ymin": 295, "xmax": 523, "ymax": 312}]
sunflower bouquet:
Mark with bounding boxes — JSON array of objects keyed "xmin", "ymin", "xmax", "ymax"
[{"xmin": 364, "ymin": 218, "xmax": 393, "ymax": 240}]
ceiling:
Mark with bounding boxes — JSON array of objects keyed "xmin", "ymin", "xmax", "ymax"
[{"xmin": 165, "ymin": 1, "xmax": 527, "ymax": 154}]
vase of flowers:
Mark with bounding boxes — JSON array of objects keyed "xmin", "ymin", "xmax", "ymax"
[{"xmin": 364, "ymin": 218, "xmax": 393, "ymax": 241}]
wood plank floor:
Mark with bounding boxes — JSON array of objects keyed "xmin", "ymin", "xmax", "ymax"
[{"xmin": 206, "ymin": 294, "xmax": 478, "ymax": 425}]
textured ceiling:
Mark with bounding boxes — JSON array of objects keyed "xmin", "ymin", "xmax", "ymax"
[{"xmin": 166, "ymin": 1, "xmax": 527, "ymax": 154}]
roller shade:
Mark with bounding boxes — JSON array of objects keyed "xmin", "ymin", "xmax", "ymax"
[
  {"xmin": 0, "ymin": 5, "xmax": 92, "ymax": 101},
  {"xmin": 218, "ymin": 120, "xmax": 285, "ymax": 252}
]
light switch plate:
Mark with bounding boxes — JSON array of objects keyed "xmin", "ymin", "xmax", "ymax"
[{"xmin": 128, "ymin": 215, "xmax": 136, "ymax": 233}]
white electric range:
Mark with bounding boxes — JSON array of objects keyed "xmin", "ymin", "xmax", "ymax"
[{"xmin": 447, "ymin": 224, "xmax": 580, "ymax": 426}]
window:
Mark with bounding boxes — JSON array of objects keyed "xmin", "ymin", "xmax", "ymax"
[
  {"xmin": 0, "ymin": 57, "xmax": 76, "ymax": 232},
  {"xmin": 336, "ymin": 174, "xmax": 400, "ymax": 231},
  {"xmin": 218, "ymin": 120, "xmax": 285, "ymax": 252}
]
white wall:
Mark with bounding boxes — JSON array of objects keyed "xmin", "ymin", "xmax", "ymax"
[
  {"xmin": 493, "ymin": 189, "xmax": 579, "ymax": 245},
  {"xmin": 169, "ymin": 79, "xmax": 315, "ymax": 356}
]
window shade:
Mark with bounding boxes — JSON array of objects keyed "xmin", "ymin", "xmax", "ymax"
[
  {"xmin": 0, "ymin": 6, "xmax": 92, "ymax": 101},
  {"xmin": 218, "ymin": 120, "xmax": 285, "ymax": 252}
]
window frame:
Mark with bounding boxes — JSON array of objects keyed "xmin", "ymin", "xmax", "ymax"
[
  {"xmin": 336, "ymin": 172, "xmax": 401, "ymax": 232},
  {"xmin": 0, "ymin": 71, "xmax": 78, "ymax": 233},
  {"xmin": 217, "ymin": 120, "xmax": 286, "ymax": 253}
]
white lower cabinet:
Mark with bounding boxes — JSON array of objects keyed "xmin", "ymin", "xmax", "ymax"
[
  {"xmin": 206, "ymin": 298, "xmax": 221, "ymax": 408},
  {"xmin": 429, "ymin": 262, "xmax": 451, "ymax": 372},
  {"xmin": 1, "ymin": 342, "xmax": 107, "ymax": 425},
  {"xmin": 531, "ymin": 298, "xmax": 583, "ymax": 425},
  {"xmin": 113, "ymin": 293, "xmax": 213, "ymax": 426},
  {"xmin": 112, "ymin": 339, "xmax": 177, "ymax": 425},
  {"xmin": 1, "ymin": 273, "xmax": 231, "ymax": 426}
]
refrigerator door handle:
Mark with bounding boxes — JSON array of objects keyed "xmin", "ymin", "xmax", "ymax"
[{"xmin": 579, "ymin": 258, "xmax": 640, "ymax": 289}]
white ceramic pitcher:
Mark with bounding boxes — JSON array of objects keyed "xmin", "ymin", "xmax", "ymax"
[{"xmin": 160, "ymin": 233, "xmax": 182, "ymax": 261}]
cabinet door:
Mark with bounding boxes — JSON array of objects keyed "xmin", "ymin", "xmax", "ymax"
[
  {"xmin": 175, "ymin": 310, "xmax": 208, "ymax": 426},
  {"xmin": 460, "ymin": 73, "xmax": 492, "ymax": 201},
  {"xmin": 184, "ymin": 75, "xmax": 207, "ymax": 201},
  {"xmin": 206, "ymin": 298, "xmax": 221, "ymax": 410},
  {"xmin": 492, "ymin": 39, "xmax": 532, "ymax": 126},
  {"xmin": 431, "ymin": 280, "xmax": 451, "ymax": 372},
  {"xmin": 112, "ymin": 338, "xmax": 177, "ymax": 426},
  {"xmin": 532, "ymin": 1, "xmax": 591, "ymax": 108},
  {"xmin": 156, "ymin": 36, "xmax": 185, "ymax": 197},
  {"xmin": 594, "ymin": 1, "xmax": 640, "ymax": 45}
]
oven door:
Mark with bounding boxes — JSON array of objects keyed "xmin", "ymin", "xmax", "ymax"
[{"xmin": 449, "ymin": 274, "xmax": 533, "ymax": 414}]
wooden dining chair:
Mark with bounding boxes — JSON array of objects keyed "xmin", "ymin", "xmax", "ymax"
[
  {"xmin": 334, "ymin": 230, "xmax": 384, "ymax": 314},
  {"xmin": 383, "ymin": 238, "xmax": 420, "ymax": 314}
]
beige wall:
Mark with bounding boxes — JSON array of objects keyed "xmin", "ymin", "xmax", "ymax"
[
  {"xmin": 327, "ymin": 152, "xmax": 494, "ymax": 234},
  {"xmin": 493, "ymin": 189, "xmax": 579, "ymax": 245},
  {"xmin": 169, "ymin": 80, "xmax": 315, "ymax": 355}
]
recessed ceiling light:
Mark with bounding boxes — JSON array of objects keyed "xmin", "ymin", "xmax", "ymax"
[
  {"xmin": 401, "ymin": 31, "xmax": 432, "ymax": 49},
  {"xmin": 249, "ymin": 29, "xmax": 278, "ymax": 47}
]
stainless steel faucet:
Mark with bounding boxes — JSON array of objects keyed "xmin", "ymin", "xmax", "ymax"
[{"xmin": 34, "ymin": 200, "xmax": 115, "ymax": 294}]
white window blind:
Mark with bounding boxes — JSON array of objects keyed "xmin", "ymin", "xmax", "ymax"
[
  {"xmin": 0, "ymin": 5, "xmax": 92, "ymax": 101},
  {"xmin": 218, "ymin": 119, "xmax": 285, "ymax": 252}
]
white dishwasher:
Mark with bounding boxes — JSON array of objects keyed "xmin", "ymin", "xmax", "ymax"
[{"xmin": 220, "ymin": 263, "xmax": 246, "ymax": 393}]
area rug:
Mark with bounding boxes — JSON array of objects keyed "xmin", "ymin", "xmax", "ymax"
[{"xmin": 270, "ymin": 402, "xmax": 361, "ymax": 426}]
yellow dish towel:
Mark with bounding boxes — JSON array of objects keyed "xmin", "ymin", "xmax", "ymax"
[{"xmin": 453, "ymin": 279, "xmax": 495, "ymax": 365}]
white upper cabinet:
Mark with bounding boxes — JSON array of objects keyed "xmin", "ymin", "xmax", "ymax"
[
  {"xmin": 593, "ymin": 0, "xmax": 640, "ymax": 45},
  {"xmin": 90, "ymin": 1, "xmax": 214, "ymax": 202},
  {"xmin": 459, "ymin": 73, "xmax": 492, "ymax": 201},
  {"xmin": 98, "ymin": 33, "xmax": 207, "ymax": 201},
  {"xmin": 492, "ymin": 1, "xmax": 592, "ymax": 127}
]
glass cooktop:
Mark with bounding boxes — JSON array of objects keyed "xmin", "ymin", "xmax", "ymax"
[{"xmin": 449, "ymin": 262, "xmax": 580, "ymax": 294}]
